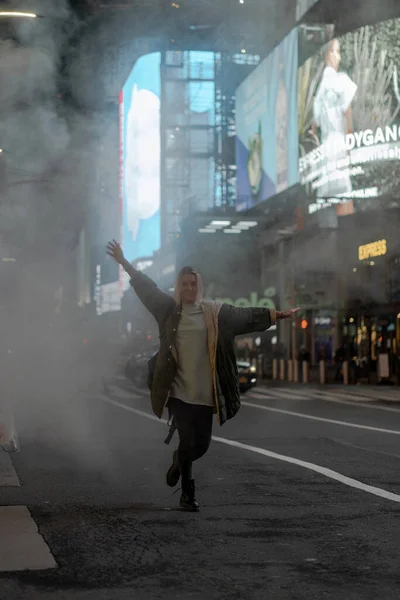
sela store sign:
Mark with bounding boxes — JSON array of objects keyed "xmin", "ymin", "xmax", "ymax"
[{"xmin": 213, "ymin": 287, "xmax": 277, "ymax": 309}]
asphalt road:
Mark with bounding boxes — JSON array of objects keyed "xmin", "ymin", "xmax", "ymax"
[{"xmin": 1, "ymin": 381, "xmax": 400, "ymax": 599}]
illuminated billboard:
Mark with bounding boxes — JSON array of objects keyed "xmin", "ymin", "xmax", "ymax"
[
  {"xmin": 235, "ymin": 29, "xmax": 299, "ymax": 211},
  {"xmin": 120, "ymin": 52, "xmax": 161, "ymax": 274},
  {"xmin": 299, "ymin": 20, "xmax": 400, "ymax": 213}
]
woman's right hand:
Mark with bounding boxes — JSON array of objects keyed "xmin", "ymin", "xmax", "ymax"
[{"xmin": 106, "ymin": 239, "xmax": 125, "ymax": 265}]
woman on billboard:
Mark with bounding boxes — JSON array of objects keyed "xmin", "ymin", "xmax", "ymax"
[{"xmin": 312, "ymin": 39, "xmax": 358, "ymax": 199}]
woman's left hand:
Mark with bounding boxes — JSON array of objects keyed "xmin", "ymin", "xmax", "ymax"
[{"xmin": 283, "ymin": 308, "xmax": 300, "ymax": 319}]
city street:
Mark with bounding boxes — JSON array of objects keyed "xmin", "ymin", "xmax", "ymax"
[
  {"xmin": 1, "ymin": 381, "xmax": 400, "ymax": 599},
  {"xmin": 2, "ymin": 1, "xmax": 400, "ymax": 599}
]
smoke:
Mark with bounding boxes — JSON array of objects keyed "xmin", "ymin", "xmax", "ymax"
[
  {"xmin": 0, "ymin": 0, "xmax": 73, "ymax": 173},
  {"xmin": 0, "ymin": 1, "xmax": 121, "ymax": 476}
]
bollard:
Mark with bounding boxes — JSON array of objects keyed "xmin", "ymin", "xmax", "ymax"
[
  {"xmin": 294, "ymin": 360, "xmax": 299, "ymax": 383},
  {"xmin": 288, "ymin": 360, "xmax": 293, "ymax": 382},
  {"xmin": 279, "ymin": 359, "xmax": 285, "ymax": 381},
  {"xmin": 319, "ymin": 360, "xmax": 326, "ymax": 384},
  {"xmin": 342, "ymin": 361, "xmax": 349, "ymax": 385},
  {"xmin": 302, "ymin": 361, "xmax": 308, "ymax": 383},
  {"xmin": 272, "ymin": 358, "xmax": 278, "ymax": 380},
  {"xmin": 257, "ymin": 355, "xmax": 263, "ymax": 378}
]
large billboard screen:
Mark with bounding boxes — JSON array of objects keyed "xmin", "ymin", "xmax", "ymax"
[
  {"xmin": 299, "ymin": 20, "xmax": 400, "ymax": 213},
  {"xmin": 120, "ymin": 52, "xmax": 161, "ymax": 270},
  {"xmin": 235, "ymin": 29, "xmax": 299, "ymax": 211}
]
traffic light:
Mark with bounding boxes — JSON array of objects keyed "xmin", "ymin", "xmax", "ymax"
[{"xmin": 301, "ymin": 319, "xmax": 308, "ymax": 330}]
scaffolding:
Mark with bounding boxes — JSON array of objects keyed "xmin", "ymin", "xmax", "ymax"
[
  {"xmin": 160, "ymin": 50, "xmax": 216, "ymax": 247},
  {"xmin": 214, "ymin": 52, "xmax": 260, "ymax": 210},
  {"xmin": 160, "ymin": 49, "xmax": 260, "ymax": 243}
]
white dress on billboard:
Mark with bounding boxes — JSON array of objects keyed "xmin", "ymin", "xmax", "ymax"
[{"xmin": 313, "ymin": 66, "xmax": 357, "ymax": 198}]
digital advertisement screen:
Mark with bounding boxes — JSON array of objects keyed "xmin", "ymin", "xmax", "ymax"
[
  {"xmin": 120, "ymin": 52, "xmax": 161, "ymax": 270},
  {"xmin": 235, "ymin": 28, "xmax": 299, "ymax": 211},
  {"xmin": 299, "ymin": 20, "xmax": 400, "ymax": 213}
]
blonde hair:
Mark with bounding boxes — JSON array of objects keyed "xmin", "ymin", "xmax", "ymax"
[{"xmin": 173, "ymin": 266, "xmax": 204, "ymax": 304}]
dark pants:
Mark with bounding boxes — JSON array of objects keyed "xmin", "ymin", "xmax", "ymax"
[{"xmin": 168, "ymin": 398, "xmax": 213, "ymax": 490}]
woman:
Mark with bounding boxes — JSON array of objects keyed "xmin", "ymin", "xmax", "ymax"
[
  {"xmin": 312, "ymin": 38, "xmax": 357, "ymax": 199},
  {"xmin": 107, "ymin": 240, "xmax": 299, "ymax": 512}
]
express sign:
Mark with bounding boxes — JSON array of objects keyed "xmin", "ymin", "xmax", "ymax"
[{"xmin": 358, "ymin": 239, "xmax": 387, "ymax": 261}]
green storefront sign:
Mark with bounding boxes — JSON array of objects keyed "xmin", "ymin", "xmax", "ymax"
[{"xmin": 213, "ymin": 287, "xmax": 276, "ymax": 310}]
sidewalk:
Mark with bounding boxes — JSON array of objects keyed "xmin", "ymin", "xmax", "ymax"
[
  {"xmin": 0, "ymin": 452, "xmax": 20, "ymax": 486},
  {"xmin": 0, "ymin": 406, "xmax": 19, "ymax": 453}
]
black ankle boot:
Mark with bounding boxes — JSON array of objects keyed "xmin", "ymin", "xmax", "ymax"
[
  {"xmin": 166, "ymin": 449, "xmax": 180, "ymax": 487},
  {"xmin": 179, "ymin": 479, "xmax": 199, "ymax": 512}
]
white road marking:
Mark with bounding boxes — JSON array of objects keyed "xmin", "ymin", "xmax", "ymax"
[
  {"xmin": 316, "ymin": 389, "xmax": 399, "ymax": 402},
  {"xmin": 211, "ymin": 435, "xmax": 400, "ymax": 504},
  {"xmin": 104, "ymin": 384, "xmax": 142, "ymax": 401},
  {"xmin": 0, "ymin": 506, "xmax": 57, "ymax": 571},
  {"xmin": 99, "ymin": 394, "xmax": 400, "ymax": 504},
  {"xmin": 257, "ymin": 387, "xmax": 313, "ymax": 398},
  {"xmin": 249, "ymin": 388, "xmax": 364, "ymax": 403},
  {"xmin": 101, "ymin": 395, "xmax": 165, "ymax": 424},
  {"xmin": 0, "ymin": 452, "xmax": 20, "ymax": 487},
  {"xmin": 308, "ymin": 390, "xmax": 377, "ymax": 403},
  {"xmin": 249, "ymin": 389, "xmax": 313, "ymax": 401},
  {"xmin": 251, "ymin": 387, "xmax": 372, "ymax": 402},
  {"xmin": 249, "ymin": 388, "xmax": 400, "ymax": 414},
  {"xmin": 311, "ymin": 397, "xmax": 400, "ymax": 414},
  {"xmin": 342, "ymin": 388, "xmax": 400, "ymax": 399},
  {"xmin": 328, "ymin": 436, "xmax": 400, "ymax": 461},
  {"xmin": 115, "ymin": 374, "xmax": 128, "ymax": 381},
  {"xmin": 241, "ymin": 401, "xmax": 400, "ymax": 435},
  {"xmin": 273, "ymin": 385, "xmax": 399, "ymax": 403}
]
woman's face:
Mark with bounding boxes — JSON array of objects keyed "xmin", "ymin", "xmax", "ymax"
[
  {"xmin": 180, "ymin": 273, "xmax": 198, "ymax": 304},
  {"xmin": 327, "ymin": 39, "xmax": 341, "ymax": 71}
]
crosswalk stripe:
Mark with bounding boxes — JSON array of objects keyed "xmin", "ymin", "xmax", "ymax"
[
  {"xmin": 250, "ymin": 385, "xmax": 399, "ymax": 403},
  {"xmin": 317, "ymin": 389, "xmax": 398, "ymax": 401},
  {"xmin": 276, "ymin": 387, "xmax": 367, "ymax": 401},
  {"xmin": 309, "ymin": 390, "xmax": 377, "ymax": 403},
  {"xmin": 247, "ymin": 389, "xmax": 312, "ymax": 401},
  {"xmin": 246, "ymin": 387, "xmax": 400, "ymax": 413},
  {"xmin": 342, "ymin": 390, "xmax": 400, "ymax": 400},
  {"xmin": 273, "ymin": 387, "xmax": 315, "ymax": 398}
]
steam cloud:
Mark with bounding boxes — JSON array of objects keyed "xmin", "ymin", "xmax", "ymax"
[{"xmin": 0, "ymin": 0, "xmax": 120, "ymax": 476}]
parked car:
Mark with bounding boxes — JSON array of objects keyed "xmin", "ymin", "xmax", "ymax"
[
  {"xmin": 237, "ymin": 360, "xmax": 257, "ymax": 393},
  {"xmin": 125, "ymin": 345, "xmax": 158, "ymax": 388},
  {"xmin": 125, "ymin": 352, "xmax": 147, "ymax": 387}
]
